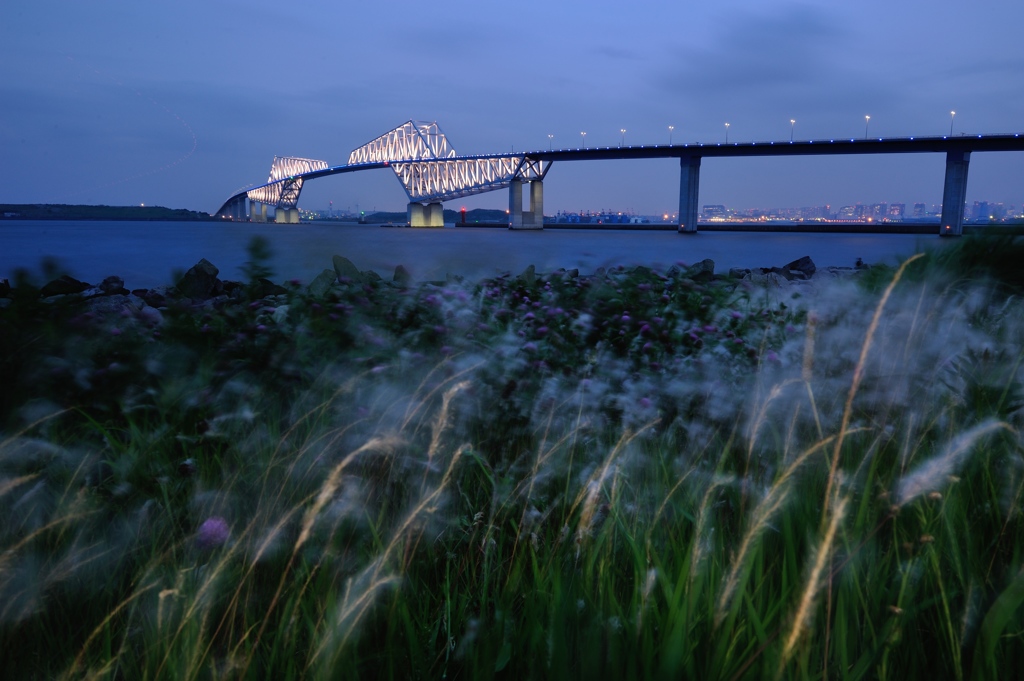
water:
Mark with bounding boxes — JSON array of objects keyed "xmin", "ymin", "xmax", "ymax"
[{"xmin": 0, "ymin": 220, "xmax": 946, "ymax": 289}]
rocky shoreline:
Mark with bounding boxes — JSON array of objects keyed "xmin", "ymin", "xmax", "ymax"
[{"xmin": 0, "ymin": 253, "xmax": 863, "ymax": 317}]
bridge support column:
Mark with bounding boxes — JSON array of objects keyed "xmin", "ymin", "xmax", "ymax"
[
  {"xmin": 678, "ymin": 155, "xmax": 701, "ymax": 234},
  {"xmin": 527, "ymin": 180, "xmax": 544, "ymax": 228},
  {"xmin": 508, "ymin": 180, "xmax": 523, "ymax": 229},
  {"xmin": 509, "ymin": 179, "xmax": 543, "ymax": 229},
  {"xmin": 250, "ymin": 201, "xmax": 267, "ymax": 223},
  {"xmin": 939, "ymin": 151, "xmax": 970, "ymax": 237},
  {"xmin": 234, "ymin": 197, "xmax": 247, "ymax": 221},
  {"xmin": 276, "ymin": 207, "xmax": 299, "ymax": 224},
  {"xmin": 408, "ymin": 202, "xmax": 427, "ymax": 227},
  {"xmin": 427, "ymin": 202, "xmax": 444, "ymax": 227}
]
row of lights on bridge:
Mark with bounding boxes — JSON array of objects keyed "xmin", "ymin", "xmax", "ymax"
[{"xmin": 558, "ymin": 112, "xmax": 961, "ymax": 150}]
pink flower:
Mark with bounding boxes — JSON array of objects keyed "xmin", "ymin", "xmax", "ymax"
[{"xmin": 196, "ymin": 517, "xmax": 230, "ymax": 551}]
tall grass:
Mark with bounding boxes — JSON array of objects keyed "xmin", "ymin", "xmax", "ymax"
[{"xmin": 1, "ymin": 238, "xmax": 1023, "ymax": 679}]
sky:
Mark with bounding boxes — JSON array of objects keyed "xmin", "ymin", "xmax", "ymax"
[{"xmin": 2, "ymin": 0, "xmax": 1023, "ymax": 216}]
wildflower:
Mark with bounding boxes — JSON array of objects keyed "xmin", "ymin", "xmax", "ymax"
[{"xmin": 195, "ymin": 516, "xmax": 230, "ymax": 551}]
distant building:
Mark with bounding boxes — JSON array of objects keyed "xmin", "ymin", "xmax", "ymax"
[
  {"xmin": 913, "ymin": 203, "xmax": 926, "ymax": 217},
  {"xmin": 701, "ymin": 205, "xmax": 727, "ymax": 220},
  {"xmin": 972, "ymin": 201, "xmax": 990, "ymax": 221},
  {"xmin": 888, "ymin": 204, "xmax": 905, "ymax": 220}
]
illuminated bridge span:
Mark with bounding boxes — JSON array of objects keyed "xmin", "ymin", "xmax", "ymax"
[{"xmin": 216, "ymin": 121, "xmax": 1024, "ymax": 236}]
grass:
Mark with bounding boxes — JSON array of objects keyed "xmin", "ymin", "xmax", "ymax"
[{"xmin": 1, "ymin": 236, "xmax": 1024, "ymax": 679}]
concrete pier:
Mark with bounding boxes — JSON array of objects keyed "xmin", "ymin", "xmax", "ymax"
[
  {"xmin": 939, "ymin": 151, "xmax": 970, "ymax": 237},
  {"xmin": 275, "ymin": 207, "xmax": 299, "ymax": 224},
  {"xmin": 508, "ymin": 179, "xmax": 544, "ymax": 229},
  {"xmin": 678, "ymin": 155, "xmax": 701, "ymax": 234},
  {"xmin": 250, "ymin": 201, "xmax": 267, "ymax": 223},
  {"xmin": 427, "ymin": 202, "xmax": 444, "ymax": 227}
]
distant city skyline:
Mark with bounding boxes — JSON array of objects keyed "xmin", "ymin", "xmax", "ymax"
[{"xmin": 2, "ymin": 1, "xmax": 1023, "ymax": 214}]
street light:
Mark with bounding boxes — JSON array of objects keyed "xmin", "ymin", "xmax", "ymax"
[
  {"xmin": 724, "ymin": 122, "xmax": 730, "ymax": 143},
  {"xmin": 790, "ymin": 119, "xmax": 795, "ymax": 142},
  {"xmin": 548, "ymin": 134, "xmax": 553, "ymax": 150},
  {"xmin": 864, "ymin": 115, "xmax": 870, "ymax": 139},
  {"xmin": 668, "ymin": 125, "xmax": 675, "ymax": 145},
  {"xmin": 580, "ymin": 131, "xmax": 587, "ymax": 148},
  {"xmin": 949, "ymin": 111, "xmax": 956, "ymax": 136},
  {"xmin": 620, "ymin": 128, "xmax": 626, "ymax": 146}
]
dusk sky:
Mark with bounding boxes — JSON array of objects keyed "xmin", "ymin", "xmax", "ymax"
[{"xmin": 2, "ymin": 0, "xmax": 1023, "ymax": 216}]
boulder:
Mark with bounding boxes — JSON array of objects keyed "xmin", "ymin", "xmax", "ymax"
[
  {"xmin": 332, "ymin": 255, "xmax": 362, "ymax": 283},
  {"xmin": 175, "ymin": 259, "xmax": 220, "ymax": 300},
  {"xmin": 393, "ymin": 265, "xmax": 412, "ymax": 286},
  {"xmin": 686, "ymin": 259, "xmax": 715, "ymax": 282},
  {"xmin": 41, "ymin": 275, "xmax": 90, "ymax": 297},
  {"xmin": 306, "ymin": 269, "xmax": 337, "ymax": 298},
  {"xmin": 518, "ymin": 264, "xmax": 536, "ymax": 285},
  {"xmin": 783, "ymin": 256, "xmax": 816, "ymax": 278},
  {"xmin": 85, "ymin": 294, "xmax": 146, "ymax": 315},
  {"xmin": 254, "ymin": 278, "xmax": 287, "ymax": 298},
  {"xmin": 100, "ymin": 275, "xmax": 128, "ymax": 295}
]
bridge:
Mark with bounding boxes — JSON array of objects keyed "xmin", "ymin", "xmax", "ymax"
[{"xmin": 215, "ymin": 121, "xmax": 1024, "ymax": 236}]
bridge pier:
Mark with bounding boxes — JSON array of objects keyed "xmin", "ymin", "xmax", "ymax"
[
  {"xmin": 939, "ymin": 151, "xmax": 970, "ymax": 237},
  {"xmin": 234, "ymin": 197, "xmax": 247, "ymax": 221},
  {"xmin": 678, "ymin": 156, "xmax": 701, "ymax": 234},
  {"xmin": 276, "ymin": 207, "xmax": 299, "ymax": 224},
  {"xmin": 250, "ymin": 201, "xmax": 267, "ymax": 223},
  {"xmin": 407, "ymin": 202, "xmax": 444, "ymax": 227},
  {"xmin": 509, "ymin": 179, "xmax": 544, "ymax": 229},
  {"xmin": 428, "ymin": 202, "xmax": 444, "ymax": 227}
]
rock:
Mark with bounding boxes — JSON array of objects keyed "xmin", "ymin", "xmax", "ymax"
[
  {"xmin": 138, "ymin": 306, "xmax": 164, "ymax": 327},
  {"xmin": 85, "ymin": 294, "xmax": 146, "ymax": 316},
  {"xmin": 100, "ymin": 275, "xmax": 127, "ymax": 295},
  {"xmin": 362, "ymin": 270, "xmax": 382, "ymax": 283},
  {"xmin": 41, "ymin": 275, "xmax": 90, "ymax": 297},
  {"xmin": 783, "ymin": 256, "xmax": 816, "ymax": 278},
  {"xmin": 176, "ymin": 259, "xmax": 220, "ymax": 300},
  {"xmin": 141, "ymin": 286, "xmax": 173, "ymax": 308},
  {"xmin": 393, "ymin": 265, "xmax": 412, "ymax": 286},
  {"xmin": 729, "ymin": 267, "xmax": 751, "ymax": 278},
  {"xmin": 332, "ymin": 255, "xmax": 362, "ymax": 283},
  {"xmin": 306, "ymin": 269, "xmax": 337, "ymax": 298},
  {"xmin": 272, "ymin": 305, "xmax": 291, "ymax": 325},
  {"xmin": 566, "ymin": 268, "xmax": 579, "ymax": 279},
  {"xmin": 254, "ymin": 278, "xmax": 287, "ymax": 298},
  {"xmin": 745, "ymin": 270, "xmax": 788, "ymax": 287},
  {"xmin": 686, "ymin": 259, "xmax": 715, "ymax": 282},
  {"xmin": 519, "ymin": 264, "xmax": 536, "ymax": 285}
]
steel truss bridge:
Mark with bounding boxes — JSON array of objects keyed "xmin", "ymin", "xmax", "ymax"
[{"xmin": 216, "ymin": 120, "xmax": 1024, "ymax": 235}]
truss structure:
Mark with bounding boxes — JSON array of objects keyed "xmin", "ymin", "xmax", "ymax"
[
  {"xmin": 348, "ymin": 121, "xmax": 456, "ymax": 164},
  {"xmin": 349, "ymin": 121, "xmax": 550, "ymax": 202},
  {"xmin": 247, "ymin": 156, "xmax": 328, "ymax": 207},
  {"xmin": 392, "ymin": 156, "xmax": 548, "ymax": 202}
]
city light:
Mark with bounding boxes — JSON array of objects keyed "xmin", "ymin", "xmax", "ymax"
[
  {"xmin": 790, "ymin": 119, "xmax": 795, "ymax": 142},
  {"xmin": 668, "ymin": 125, "xmax": 674, "ymax": 145},
  {"xmin": 580, "ymin": 131, "xmax": 587, "ymax": 148},
  {"xmin": 950, "ymin": 111, "xmax": 956, "ymax": 136},
  {"xmin": 864, "ymin": 115, "xmax": 870, "ymax": 139},
  {"xmin": 620, "ymin": 128, "xmax": 626, "ymax": 146},
  {"xmin": 724, "ymin": 122, "xmax": 730, "ymax": 143},
  {"xmin": 548, "ymin": 133, "xmax": 553, "ymax": 150}
]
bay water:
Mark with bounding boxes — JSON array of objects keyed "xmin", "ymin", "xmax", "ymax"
[{"xmin": 0, "ymin": 220, "xmax": 946, "ymax": 289}]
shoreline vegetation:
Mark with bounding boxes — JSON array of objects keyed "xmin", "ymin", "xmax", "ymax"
[{"xmin": 2, "ymin": 235, "xmax": 1023, "ymax": 678}]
